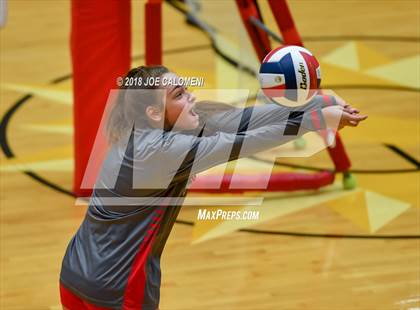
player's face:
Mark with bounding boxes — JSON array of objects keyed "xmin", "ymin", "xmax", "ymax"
[{"xmin": 162, "ymin": 72, "xmax": 199, "ymax": 130}]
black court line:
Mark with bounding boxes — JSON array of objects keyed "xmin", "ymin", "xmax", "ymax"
[
  {"xmin": 166, "ymin": 0, "xmax": 420, "ymax": 94},
  {"xmin": 253, "ymin": 151, "xmax": 420, "ymax": 174},
  {"xmin": 166, "ymin": 0, "xmax": 420, "ymax": 175},
  {"xmin": 167, "ymin": 219, "xmax": 420, "ymax": 239},
  {"xmin": 50, "ymin": 43, "xmax": 212, "ymax": 85},
  {"xmin": 1, "ymin": 15, "xmax": 419, "ymax": 239},
  {"xmin": 24, "ymin": 171, "xmax": 75, "ymax": 196},
  {"xmin": 385, "ymin": 144, "xmax": 420, "ymax": 168},
  {"xmin": 0, "ymin": 94, "xmax": 32, "ymax": 157},
  {"xmin": 1, "ymin": 92, "xmax": 419, "ymax": 239},
  {"xmin": 167, "ymin": 0, "xmax": 420, "ymax": 43}
]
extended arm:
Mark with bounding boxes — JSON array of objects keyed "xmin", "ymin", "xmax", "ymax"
[
  {"xmin": 162, "ymin": 108, "xmax": 326, "ymax": 182},
  {"xmin": 195, "ymin": 94, "xmax": 337, "ymax": 135}
]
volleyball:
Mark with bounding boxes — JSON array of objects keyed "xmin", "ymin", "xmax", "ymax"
[{"xmin": 259, "ymin": 45, "xmax": 321, "ymax": 107}]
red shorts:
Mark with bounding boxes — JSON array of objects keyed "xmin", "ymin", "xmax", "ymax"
[{"xmin": 60, "ymin": 283, "xmax": 113, "ymax": 310}]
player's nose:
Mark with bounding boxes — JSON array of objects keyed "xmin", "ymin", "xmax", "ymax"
[{"xmin": 189, "ymin": 92, "xmax": 196, "ymax": 103}]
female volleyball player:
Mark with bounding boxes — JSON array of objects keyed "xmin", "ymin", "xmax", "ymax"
[{"xmin": 59, "ymin": 66, "xmax": 367, "ymax": 310}]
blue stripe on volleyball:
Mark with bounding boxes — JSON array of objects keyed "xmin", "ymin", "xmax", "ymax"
[
  {"xmin": 259, "ymin": 62, "xmax": 283, "ymax": 74},
  {"xmin": 260, "ymin": 53, "xmax": 298, "ymax": 101},
  {"xmin": 280, "ymin": 53, "xmax": 297, "ymax": 101}
]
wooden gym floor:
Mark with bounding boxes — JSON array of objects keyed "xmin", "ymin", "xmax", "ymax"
[{"xmin": 1, "ymin": 1, "xmax": 419, "ymax": 309}]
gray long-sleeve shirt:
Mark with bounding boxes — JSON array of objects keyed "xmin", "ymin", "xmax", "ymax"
[{"xmin": 60, "ymin": 95, "xmax": 335, "ymax": 309}]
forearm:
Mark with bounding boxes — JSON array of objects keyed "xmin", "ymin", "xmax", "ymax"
[
  {"xmin": 196, "ymin": 97, "xmax": 330, "ymax": 135},
  {"xmin": 165, "ymin": 105, "xmax": 330, "ymax": 182},
  {"xmin": 168, "ymin": 95, "xmax": 366, "ymax": 181},
  {"xmin": 191, "ymin": 116, "xmax": 326, "ymax": 174}
]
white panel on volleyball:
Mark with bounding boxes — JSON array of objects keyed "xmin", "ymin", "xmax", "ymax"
[
  {"xmin": 266, "ymin": 46, "xmax": 313, "ymax": 62},
  {"xmin": 258, "ymin": 73, "xmax": 285, "ymax": 88}
]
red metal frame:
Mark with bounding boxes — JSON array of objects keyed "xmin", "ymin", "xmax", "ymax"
[
  {"xmin": 235, "ymin": 0, "xmax": 351, "ymax": 173},
  {"xmin": 267, "ymin": 0, "xmax": 303, "ymax": 46},
  {"xmin": 235, "ymin": 0, "xmax": 272, "ymax": 61},
  {"xmin": 144, "ymin": 0, "xmax": 352, "ymax": 191}
]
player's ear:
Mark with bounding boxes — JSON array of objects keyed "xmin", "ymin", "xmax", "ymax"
[{"xmin": 145, "ymin": 105, "xmax": 163, "ymax": 122}]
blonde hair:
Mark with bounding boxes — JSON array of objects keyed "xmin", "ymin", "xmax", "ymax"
[{"xmin": 106, "ymin": 66, "xmax": 169, "ymax": 144}]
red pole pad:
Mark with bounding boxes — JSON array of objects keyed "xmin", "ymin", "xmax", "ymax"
[
  {"xmin": 71, "ymin": 0, "xmax": 131, "ymax": 196},
  {"xmin": 145, "ymin": 0, "xmax": 162, "ymax": 65}
]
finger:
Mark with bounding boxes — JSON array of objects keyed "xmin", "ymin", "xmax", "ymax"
[
  {"xmin": 349, "ymin": 114, "xmax": 368, "ymax": 121},
  {"xmin": 343, "ymin": 105, "xmax": 359, "ymax": 114},
  {"xmin": 343, "ymin": 118, "xmax": 357, "ymax": 127}
]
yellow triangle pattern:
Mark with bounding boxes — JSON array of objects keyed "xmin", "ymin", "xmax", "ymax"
[
  {"xmin": 1, "ymin": 159, "xmax": 73, "ymax": 172},
  {"xmin": 325, "ymin": 189, "xmax": 370, "ymax": 231},
  {"xmin": 2, "ymin": 145, "xmax": 72, "ymax": 163},
  {"xmin": 1, "ymin": 83, "xmax": 73, "ymax": 105},
  {"xmin": 192, "ymin": 184, "xmax": 358, "ymax": 243},
  {"xmin": 1, "ymin": 145, "xmax": 73, "ymax": 172},
  {"xmin": 365, "ymin": 191, "xmax": 411, "ymax": 232},
  {"xmin": 322, "ymin": 41, "xmax": 360, "ymax": 70},
  {"xmin": 192, "ymin": 205, "xmax": 245, "ymax": 242},
  {"xmin": 356, "ymin": 42, "xmax": 392, "ymax": 70},
  {"xmin": 326, "ymin": 189, "xmax": 412, "ymax": 232},
  {"xmin": 321, "ymin": 41, "xmax": 419, "ymax": 89},
  {"xmin": 22, "ymin": 124, "xmax": 73, "ymax": 134},
  {"xmin": 366, "ymin": 55, "xmax": 420, "ymax": 89},
  {"xmin": 192, "ymin": 186, "xmax": 413, "ymax": 242},
  {"xmin": 321, "ymin": 62, "xmax": 398, "ymax": 87}
]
